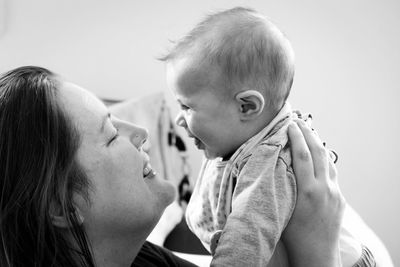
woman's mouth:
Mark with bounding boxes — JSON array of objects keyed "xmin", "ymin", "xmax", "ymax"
[
  {"xmin": 142, "ymin": 151, "xmax": 156, "ymax": 179},
  {"xmin": 143, "ymin": 162, "xmax": 156, "ymax": 179}
]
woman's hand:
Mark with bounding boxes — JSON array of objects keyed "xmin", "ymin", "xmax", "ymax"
[{"xmin": 283, "ymin": 119, "xmax": 345, "ymax": 267}]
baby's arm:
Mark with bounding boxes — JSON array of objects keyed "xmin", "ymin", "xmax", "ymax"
[
  {"xmin": 210, "ymin": 145, "xmax": 296, "ymax": 266},
  {"xmin": 282, "ymin": 120, "xmax": 345, "ymax": 267}
]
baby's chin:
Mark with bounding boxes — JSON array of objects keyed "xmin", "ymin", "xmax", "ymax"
[
  {"xmin": 202, "ymin": 148, "xmax": 218, "ymax": 159},
  {"xmin": 203, "ymin": 149, "xmax": 232, "ymax": 161}
]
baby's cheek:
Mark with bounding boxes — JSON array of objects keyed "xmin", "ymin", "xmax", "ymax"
[{"xmin": 188, "ymin": 120, "xmax": 203, "ymax": 135}]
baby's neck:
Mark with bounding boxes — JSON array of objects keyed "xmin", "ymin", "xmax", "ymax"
[
  {"xmin": 222, "ymin": 109, "xmax": 277, "ymax": 161},
  {"xmin": 247, "ymin": 108, "xmax": 277, "ymax": 139}
]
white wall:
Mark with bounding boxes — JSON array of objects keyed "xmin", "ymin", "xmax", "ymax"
[{"xmin": 1, "ymin": 0, "xmax": 399, "ymax": 264}]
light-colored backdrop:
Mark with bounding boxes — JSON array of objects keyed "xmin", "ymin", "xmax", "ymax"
[{"xmin": 0, "ymin": 0, "xmax": 399, "ymax": 264}]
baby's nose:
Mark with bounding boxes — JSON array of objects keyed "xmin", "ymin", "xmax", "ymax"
[{"xmin": 175, "ymin": 112, "xmax": 187, "ymax": 128}]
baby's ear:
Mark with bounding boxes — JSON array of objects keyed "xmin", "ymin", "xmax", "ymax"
[{"xmin": 235, "ymin": 90, "xmax": 265, "ymax": 121}]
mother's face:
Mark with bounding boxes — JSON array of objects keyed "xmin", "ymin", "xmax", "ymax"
[{"xmin": 58, "ymin": 82, "xmax": 175, "ymax": 241}]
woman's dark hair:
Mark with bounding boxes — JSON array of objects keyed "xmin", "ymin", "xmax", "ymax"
[{"xmin": 0, "ymin": 66, "xmax": 95, "ymax": 266}]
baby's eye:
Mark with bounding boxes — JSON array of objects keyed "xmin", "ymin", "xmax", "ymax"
[{"xmin": 180, "ymin": 104, "xmax": 190, "ymax": 110}]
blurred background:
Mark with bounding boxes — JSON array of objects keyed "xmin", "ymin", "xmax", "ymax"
[{"xmin": 0, "ymin": 0, "xmax": 399, "ymax": 264}]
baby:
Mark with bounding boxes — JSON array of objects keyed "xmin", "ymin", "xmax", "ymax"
[{"xmin": 163, "ymin": 7, "xmax": 375, "ymax": 267}]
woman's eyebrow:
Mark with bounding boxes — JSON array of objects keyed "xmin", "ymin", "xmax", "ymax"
[{"xmin": 100, "ymin": 113, "xmax": 111, "ymax": 133}]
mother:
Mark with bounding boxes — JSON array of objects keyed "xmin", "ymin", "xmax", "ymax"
[{"xmin": 0, "ymin": 66, "xmax": 344, "ymax": 267}]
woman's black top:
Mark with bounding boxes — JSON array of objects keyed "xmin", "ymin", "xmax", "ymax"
[{"xmin": 131, "ymin": 241, "xmax": 199, "ymax": 267}]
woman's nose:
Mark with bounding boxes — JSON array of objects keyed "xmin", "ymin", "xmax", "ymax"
[
  {"xmin": 175, "ymin": 112, "xmax": 187, "ymax": 128},
  {"xmin": 129, "ymin": 124, "xmax": 148, "ymax": 149}
]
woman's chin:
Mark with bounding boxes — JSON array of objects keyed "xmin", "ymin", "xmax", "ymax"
[
  {"xmin": 145, "ymin": 174, "xmax": 176, "ymax": 207},
  {"xmin": 161, "ymin": 180, "xmax": 177, "ymax": 206}
]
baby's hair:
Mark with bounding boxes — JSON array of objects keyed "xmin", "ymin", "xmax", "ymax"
[{"xmin": 161, "ymin": 7, "xmax": 295, "ymax": 111}]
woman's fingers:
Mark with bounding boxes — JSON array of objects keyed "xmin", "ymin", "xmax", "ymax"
[
  {"xmin": 287, "ymin": 121, "xmax": 314, "ymax": 191},
  {"xmin": 295, "ymin": 119, "xmax": 329, "ymax": 182},
  {"xmin": 284, "ymin": 118, "xmax": 346, "ymax": 267},
  {"xmin": 328, "ymin": 154, "xmax": 338, "ymax": 182},
  {"xmin": 293, "ymin": 118, "xmax": 344, "ymax": 215}
]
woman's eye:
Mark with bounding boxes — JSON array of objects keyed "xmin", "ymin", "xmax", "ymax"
[{"xmin": 107, "ymin": 130, "xmax": 119, "ymax": 146}]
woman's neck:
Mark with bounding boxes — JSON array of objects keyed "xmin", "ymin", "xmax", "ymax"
[{"xmin": 91, "ymin": 233, "xmax": 147, "ymax": 267}]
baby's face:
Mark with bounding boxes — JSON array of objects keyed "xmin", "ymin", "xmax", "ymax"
[{"xmin": 166, "ymin": 57, "xmax": 245, "ymax": 159}]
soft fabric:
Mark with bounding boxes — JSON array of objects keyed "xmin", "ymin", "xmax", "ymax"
[
  {"xmin": 186, "ymin": 103, "xmax": 296, "ymax": 266},
  {"xmin": 342, "ymin": 205, "xmax": 394, "ymax": 267},
  {"xmin": 186, "ymin": 103, "xmax": 368, "ymax": 267}
]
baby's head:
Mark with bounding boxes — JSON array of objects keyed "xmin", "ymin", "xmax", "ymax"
[{"xmin": 163, "ymin": 7, "xmax": 295, "ymax": 159}]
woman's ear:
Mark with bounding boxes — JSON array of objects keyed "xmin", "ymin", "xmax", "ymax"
[
  {"xmin": 51, "ymin": 206, "xmax": 84, "ymax": 228},
  {"xmin": 235, "ymin": 90, "xmax": 265, "ymax": 120}
]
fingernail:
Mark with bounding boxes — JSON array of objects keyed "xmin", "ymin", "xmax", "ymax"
[{"xmin": 331, "ymin": 150, "xmax": 338, "ymax": 163}]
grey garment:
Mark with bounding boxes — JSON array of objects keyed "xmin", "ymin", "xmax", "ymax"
[
  {"xmin": 186, "ymin": 109, "xmax": 297, "ymax": 266},
  {"xmin": 210, "ymin": 118, "xmax": 296, "ymax": 267},
  {"xmin": 186, "ymin": 105, "xmax": 373, "ymax": 266}
]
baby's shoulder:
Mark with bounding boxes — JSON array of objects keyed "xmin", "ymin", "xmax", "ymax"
[{"xmin": 239, "ymin": 141, "xmax": 292, "ymax": 174}]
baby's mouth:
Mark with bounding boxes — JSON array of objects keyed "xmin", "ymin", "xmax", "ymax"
[
  {"xmin": 193, "ymin": 137, "xmax": 204, "ymax": 150},
  {"xmin": 194, "ymin": 137, "xmax": 201, "ymax": 147},
  {"xmin": 187, "ymin": 132, "xmax": 204, "ymax": 150}
]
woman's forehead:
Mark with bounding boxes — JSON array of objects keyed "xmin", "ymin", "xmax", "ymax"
[
  {"xmin": 59, "ymin": 82, "xmax": 107, "ymax": 132},
  {"xmin": 60, "ymin": 82, "xmax": 98, "ymax": 108}
]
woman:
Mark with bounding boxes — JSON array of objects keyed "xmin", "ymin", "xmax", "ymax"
[{"xmin": 0, "ymin": 66, "xmax": 344, "ymax": 266}]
